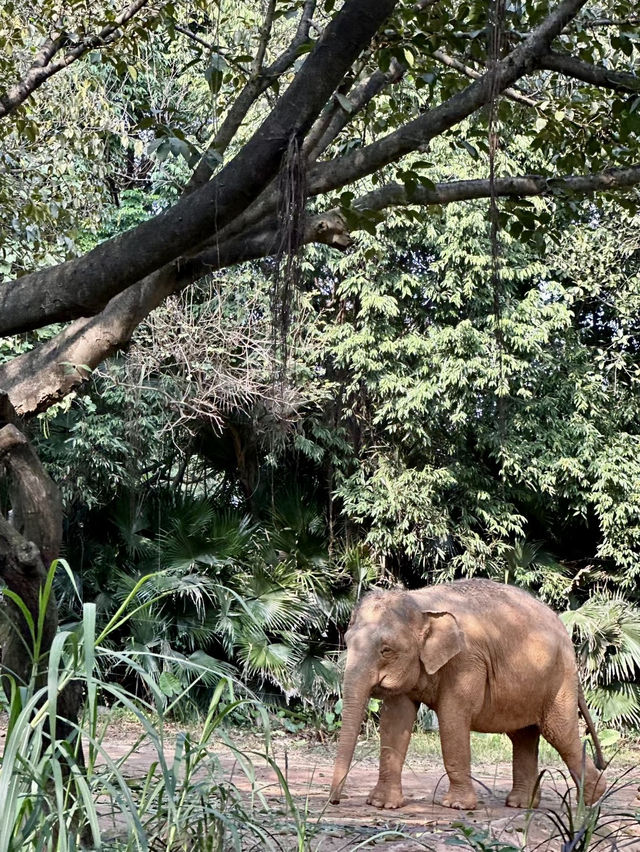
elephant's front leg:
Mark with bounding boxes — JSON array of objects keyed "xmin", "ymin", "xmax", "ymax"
[
  {"xmin": 438, "ymin": 702, "xmax": 477, "ymax": 809},
  {"xmin": 367, "ymin": 694, "xmax": 418, "ymax": 809}
]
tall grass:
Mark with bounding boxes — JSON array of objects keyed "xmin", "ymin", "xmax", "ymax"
[{"xmin": 0, "ymin": 564, "xmax": 310, "ymax": 851}]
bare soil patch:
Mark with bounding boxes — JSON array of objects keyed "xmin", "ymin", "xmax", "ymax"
[{"xmin": 93, "ymin": 724, "xmax": 640, "ymax": 851}]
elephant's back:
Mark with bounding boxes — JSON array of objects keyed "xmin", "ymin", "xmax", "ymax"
[{"xmin": 408, "ymin": 579, "xmax": 571, "ymax": 645}]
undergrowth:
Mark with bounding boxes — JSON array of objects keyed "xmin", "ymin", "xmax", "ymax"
[{"xmin": 0, "ymin": 563, "xmax": 319, "ymax": 851}]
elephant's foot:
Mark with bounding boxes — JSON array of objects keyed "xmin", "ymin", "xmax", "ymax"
[
  {"xmin": 583, "ymin": 771, "xmax": 607, "ymax": 806},
  {"xmin": 506, "ymin": 786, "xmax": 541, "ymax": 809},
  {"xmin": 366, "ymin": 783, "xmax": 405, "ymax": 809},
  {"xmin": 442, "ymin": 785, "xmax": 477, "ymax": 810}
]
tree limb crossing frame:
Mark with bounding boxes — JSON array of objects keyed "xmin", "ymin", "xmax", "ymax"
[{"xmin": 0, "ymin": 0, "xmax": 639, "ymax": 417}]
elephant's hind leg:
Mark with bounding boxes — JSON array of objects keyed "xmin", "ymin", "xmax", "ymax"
[
  {"xmin": 541, "ymin": 689, "xmax": 606, "ymax": 805},
  {"xmin": 367, "ymin": 694, "xmax": 418, "ymax": 809},
  {"xmin": 506, "ymin": 725, "xmax": 541, "ymax": 808}
]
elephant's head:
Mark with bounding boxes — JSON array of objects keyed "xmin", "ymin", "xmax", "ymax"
[{"xmin": 329, "ymin": 590, "xmax": 463, "ymax": 804}]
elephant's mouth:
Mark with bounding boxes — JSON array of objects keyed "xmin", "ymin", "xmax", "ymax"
[{"xmin": 372, "ymin": 676, "xmax": 400, "ymax": 698}]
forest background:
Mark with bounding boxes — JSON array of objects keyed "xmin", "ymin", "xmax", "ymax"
[{"xmin": 1, "ymin": 0, "xmax": 640, "ymax": 739}]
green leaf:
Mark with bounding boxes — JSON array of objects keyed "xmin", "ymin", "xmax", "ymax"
[{"xmin": 159, "ymin": 671, "xmax": 182, "ymax": 696}]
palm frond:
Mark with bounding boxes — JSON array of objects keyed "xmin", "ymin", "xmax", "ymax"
[
  {"xmin": 236, "ymin": 635, "xmax": 292, "ymax": 680},
  {"xmin": 175, "ymin": 650, "xmax": 237, "ymax": 686},
  {"xmin": 562, "ymin": 592, "xmax": 640, "ymax": 727},
  {"xmin": 159, "ymin": 498, "xmax": 255, "ymax": 571},
  {"xmin": 109, "ymin": 497, "xmax": 158, "ymax": 559},
  {"xmin": 293, "ymin": 648, "xmax": 340, "ymax": 696},
  {"xmin": 585, "ymin": 683, "xmax": 640, "ymax": 728}
]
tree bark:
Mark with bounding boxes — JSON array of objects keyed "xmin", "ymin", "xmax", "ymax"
[
  {"xmin": 0, "ymin": 395, "xmax": 62, "ymax": 568},
  {"xmin": 539, "ymin": 51, "xmax": 640, "ymax": 93},
  {"xmin": 0, "ymin": 393, "xmax": 82, "ymax": 760}
]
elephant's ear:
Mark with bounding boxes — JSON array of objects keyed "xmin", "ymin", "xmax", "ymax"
[{"xmin": 419, "ymin": 611, "xmax": 463, "ymax": 675}]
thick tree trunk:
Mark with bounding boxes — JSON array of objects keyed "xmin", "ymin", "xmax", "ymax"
[
  {"xmin": 0, "ymin": 393, "xmax": 59, "ymax": 682},
  {"xmin": 0, "ymin": 395, "xmax": 62, "ymax": 567},
  {"xmin": 0, "ymin": 392, "xmax": 82, "ymax": 757}
]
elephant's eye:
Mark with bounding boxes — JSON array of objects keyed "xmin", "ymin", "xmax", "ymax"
[{"xmin": 380, "ymin": 646, "xmax": 394, "ymax": 658}]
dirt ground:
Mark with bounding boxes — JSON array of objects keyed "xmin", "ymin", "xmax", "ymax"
[{"xmin": 94, "ymin": 723, "xmax": 640, "ymax": 851}]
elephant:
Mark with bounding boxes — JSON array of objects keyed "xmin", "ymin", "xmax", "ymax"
[{"xmin": 329, "ymin": 579, "xmax": 606, "ymax": 811}]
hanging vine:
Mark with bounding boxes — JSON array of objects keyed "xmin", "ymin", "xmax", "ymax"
[
  {"xmin": 487, "ymin": 0, "xmax": 507, "ymax": 426},
  {"xmin": 271, "ymin": 134, "xmax": 308, "ymax": 385}
]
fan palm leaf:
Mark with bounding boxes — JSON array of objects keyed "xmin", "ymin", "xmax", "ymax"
[
  {"xmin": 235, "ymin": 636, "xmax": 292, "ymax": 681},
  {"xmin": 160, "ymin": 499, "xmax": 255, "ymax": 571},
  {"xmin": 562, "ymin": 592, "xmax": 640, "ymax": 727},
  {"xmin": 584, "ymin": 683, "xmax": 640, "ymax": 728}
]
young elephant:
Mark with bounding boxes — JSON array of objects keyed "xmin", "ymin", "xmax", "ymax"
[{"xmin": 329, "ymin": 580, "xmax": 606, "ymax": 811}]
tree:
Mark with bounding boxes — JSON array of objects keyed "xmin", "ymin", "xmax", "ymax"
[
  {"xmin": 1, "ymin": 0, "xmax": 639, "ymax": 414},
  {"xmin": 0, "ymin": 0, "xmax": 639, "ymax": 690},
  {"xmin": 309, "ymin": 187, "xmax": 640, "ymax": 582}
]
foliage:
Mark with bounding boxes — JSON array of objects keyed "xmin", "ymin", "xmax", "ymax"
[
  {"xmin": 35, "ymin": 371, "xmax": 166, "ymax": 511},
  {"xmin": 532, "ymin": 769, "xmax": 640, "ymax": 852},
  {"xmin": 447, "ymin": 822, "xmax": 521, "ymax": 851},
  {"xmin": 1, "ymin": 567, "xmax": 637, "ymax": 851},
  {"xmin": 51, "ymin": 489, "xmax": 371, "ymax": 717},
  {"xmin": 305, "ymin": 151, "xmax": 640, "ymax": 587},
  {"xmin": 0, "ymin": 563, "xmax": 322, "ymax": 851},
  {"xmin": 449, "ymin": 768, "xmax": 640, "ymax": 851},
  {"xmin": 2, "ymin": 0, "xmax": 640, "ymax": 739},
  {"xmin": 27, "ymin": 136, "xmax": 640, "ymax": 725},
  {"xmin": 562, "ymin": 593, "xmax": 640, "ymax": 728}
]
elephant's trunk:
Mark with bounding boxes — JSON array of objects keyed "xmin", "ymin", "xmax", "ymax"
[{"xmin": 329, "ymin": 666, "xmax": 374, "ymax": 804}]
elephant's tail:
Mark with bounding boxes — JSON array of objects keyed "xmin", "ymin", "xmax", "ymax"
[{"xmin": 578, "ymin": 686, "xmax": 606, "ymax": 771}]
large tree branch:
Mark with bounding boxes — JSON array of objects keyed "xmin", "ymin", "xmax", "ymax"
[
  {"xmin": 0, "ymin": 211, "xmax": 350, "ymax": 416},
  {"xmin": 1, "ymin": 0, "xmax": 627, "ymax": 420},
  {"xmin": 539, "ymin": 50, "xmax": 640, "ymax": 94},
  {"xmin": 208, "ymin": 55, "xmax": 401, "ymax": 243},
  {"xmin": 0, "ymin": 0, "xmax": 590, "ymax": 341},
  {"xmin": 184, "ymin": 0, "xmax": 318, "ymax": 194},
  {"xmin": 215, "ymin": 0, "xmax": 592, "ymax": 242},
  {"xmin": 352, "ymin": 164, "xmax": 640, "ymax": 211},
  {"xmin": 579, "ymin": 17, "xmax": 640, "ymax": 28},
  {"xmin": 0, "ymin": 0, "xmax": 397, "ymax": 337},
  {"xmin": 306, "ymin": 0, "xmax": 591, "ymax": 197},
  {"xmin": 0, "ymin": 0, "xmax": 152, "ymax": 119},
  {"xmin": 4, "ymin": 162, "xmax": 640, "ymax": 418},
  {"xmin": 0, "ymin": 425, "xmax": 27, "ymax": 455}
]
